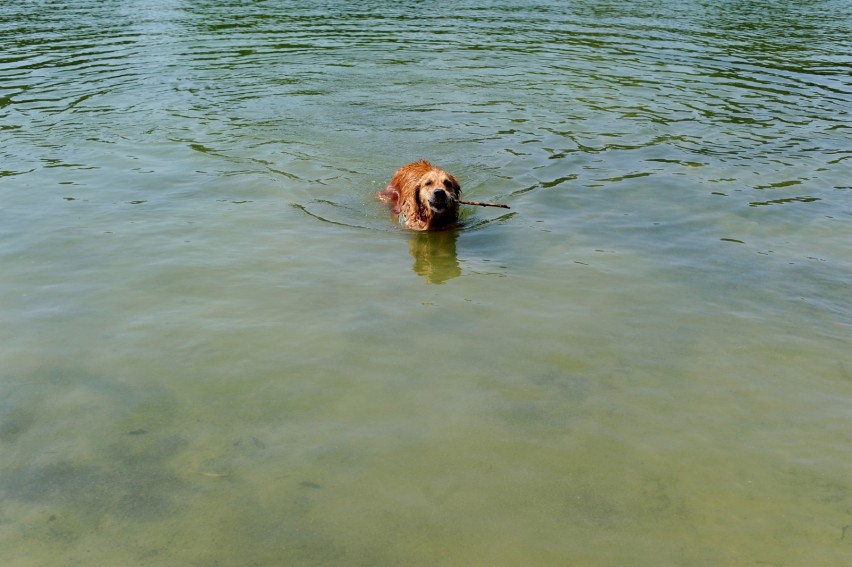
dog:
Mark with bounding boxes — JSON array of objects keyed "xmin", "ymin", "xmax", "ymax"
[{"xmin": 377, "ymin": 160, "xmax": 461, "ymax": 230}]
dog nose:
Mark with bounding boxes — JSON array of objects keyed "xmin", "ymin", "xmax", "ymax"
[{"xmin": 431, "ymin": 189, "xmax": 448, "ymax": 205}]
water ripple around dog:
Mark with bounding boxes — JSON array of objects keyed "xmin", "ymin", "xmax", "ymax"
[{"xmin": 294, "ymin": 198, "xmax": 517, "ymax": 233}]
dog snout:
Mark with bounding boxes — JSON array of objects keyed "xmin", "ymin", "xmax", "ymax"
[
  {"xmin": 431, "ymin": 188, "xmax": 448, "ymax": 204},
  {"xmin": 428, "ymin": 189, "xmax": 451, "ymax": 211}
]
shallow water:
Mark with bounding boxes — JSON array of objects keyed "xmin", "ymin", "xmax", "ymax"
[{"xmin": 2, "ymin": 0, "xmax": 851, "ymax": 565}]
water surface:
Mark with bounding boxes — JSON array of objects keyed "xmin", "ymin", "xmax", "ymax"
[{"xmin": 2, "ymin": 1, "xmax": 851, "ymax": 565}]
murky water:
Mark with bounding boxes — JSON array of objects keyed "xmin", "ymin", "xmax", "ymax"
[{"xmin": 2, "ymin": 0, "xmax": 851, "ymax": 565}]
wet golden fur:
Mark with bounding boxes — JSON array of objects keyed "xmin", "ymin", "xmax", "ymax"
[{"xmin": 377, "ymin": 161, "xmax": 461, "ymax": 230}]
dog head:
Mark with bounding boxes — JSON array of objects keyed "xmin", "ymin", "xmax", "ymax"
[{"xmin": 386, "ymin": 161, "xmax": 461, "ymax": 230}]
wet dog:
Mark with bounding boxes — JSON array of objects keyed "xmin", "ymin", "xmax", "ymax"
[{"xmin": 377, "ymin": 160, "xmax": 461, "ymax": 230}]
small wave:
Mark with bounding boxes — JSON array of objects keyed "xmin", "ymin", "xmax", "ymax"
[
  {"xmin": 749, "ymin": 196, "xmax": 821, "ymax": 207},
  {"xmin": 293, "ymin": 199, "xmax": 515, "ymax": 233},
  {"xmin": 292, "ymin": 200, "xmax": 381, "ymax": 232}
]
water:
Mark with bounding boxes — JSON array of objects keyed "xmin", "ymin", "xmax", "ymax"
[{"xmin": 2, "ymin": 0, "xmax": 851, "ymax": 564}]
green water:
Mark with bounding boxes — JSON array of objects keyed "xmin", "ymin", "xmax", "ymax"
[{"xmin": 2, "ymin": 1, "xmax": 851, "ymax": 565}]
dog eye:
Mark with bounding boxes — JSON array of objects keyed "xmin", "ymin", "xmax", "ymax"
[{"xmin": 424, "ymin": 180, "xmax": 433, "ymax": 187}]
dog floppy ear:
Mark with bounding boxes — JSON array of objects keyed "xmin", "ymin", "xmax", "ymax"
[
  {"xmin": 447, "ymin": 173, "xmax": 461, "ymax": 194},
  {"xmin": 411, "ymin": 182, "xmax": 424, "ymax": 220},
  {"xmin": 397, "ymin": 190, "xmax": 427, "ymax": 230}
]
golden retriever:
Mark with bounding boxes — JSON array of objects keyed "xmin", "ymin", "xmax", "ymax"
[{"xmin": 377, "ymin": 160, "xmax": 461, "ymax": 230}]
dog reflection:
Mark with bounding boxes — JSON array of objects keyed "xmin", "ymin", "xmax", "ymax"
[{"xmin": 409, "ymin": 230, "xmax": 461, "ymax": 284}]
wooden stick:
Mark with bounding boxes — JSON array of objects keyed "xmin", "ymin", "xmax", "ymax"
[{"xmin": 459, "ymin": 199, "xmax": 511, "ymax": 209}]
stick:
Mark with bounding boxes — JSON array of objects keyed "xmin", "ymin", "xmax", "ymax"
[{"xmin": 459, "ymin": 199, "xmax": 511, "ymax": 209}]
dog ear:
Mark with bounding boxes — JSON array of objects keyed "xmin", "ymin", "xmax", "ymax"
[
  {"xmin": 412, "ymin": 182, "xmax": 424, "ymax": 220},
  {"xmin": 447, "ymin": 174, "xmax": 461, "ymax": 194}
]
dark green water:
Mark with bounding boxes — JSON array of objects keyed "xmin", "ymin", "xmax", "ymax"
[{"xmin": 1, "ymin": 1, "xmax": 851, "ymax": 565}]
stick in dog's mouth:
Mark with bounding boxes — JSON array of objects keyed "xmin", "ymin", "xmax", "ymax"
[{"xmin": 459, "ymin": 199, "xmax": 511, "ymax": 209}]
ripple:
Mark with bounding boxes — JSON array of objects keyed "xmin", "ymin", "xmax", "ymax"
[
  {"xmin": 294, "ymin": 198, "xmax": 517, "ymax": 234},
  {"xmin": 1, "ymin": 0, "xmax": 848, "ymax": 207}
]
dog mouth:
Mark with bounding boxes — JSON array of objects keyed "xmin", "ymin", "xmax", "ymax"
[{"xmin": 428, "ymin": 189, "xmax": 455, "ymax": 213}]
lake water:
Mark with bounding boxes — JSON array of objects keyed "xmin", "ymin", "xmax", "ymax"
[{"xmin": 2, "ymin": 0, "xmax": 851, "ymax": 565}]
